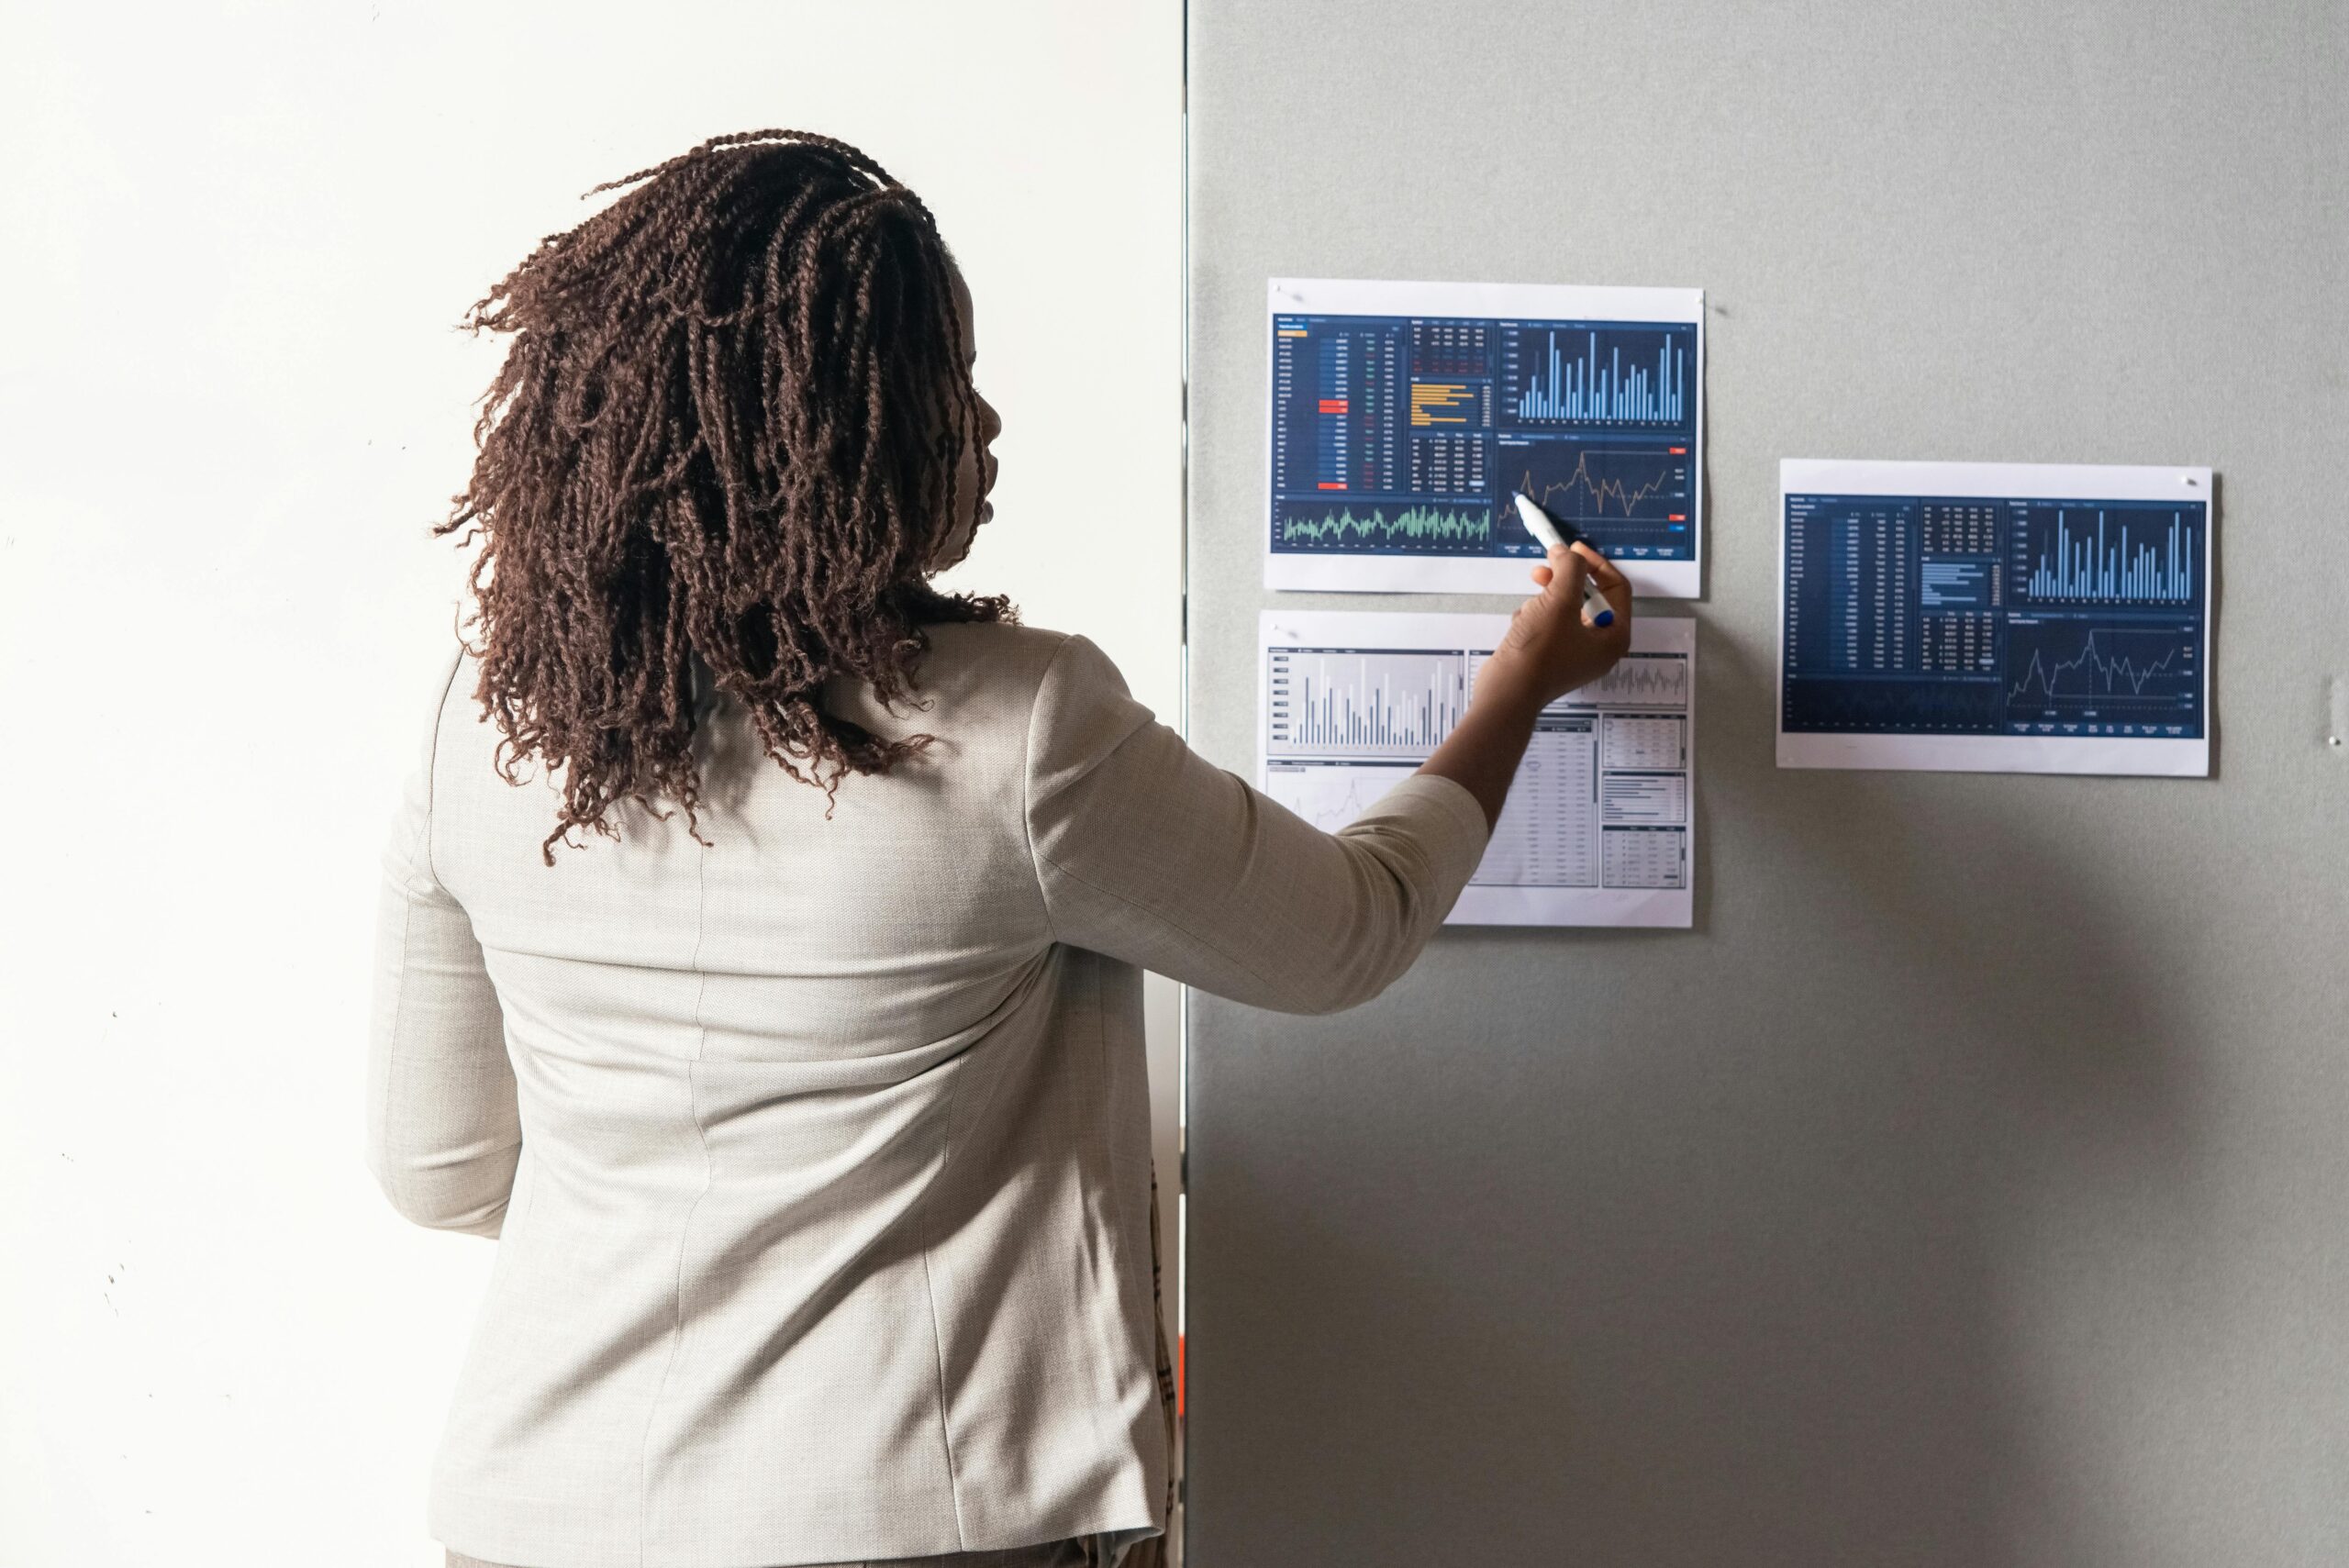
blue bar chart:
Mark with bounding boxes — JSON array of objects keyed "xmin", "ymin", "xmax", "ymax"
[
  {"xmin": 1508, "ymin": 328, "xmax": 1688, "ymax": 426},
  {"xmin": 2020, "ymin": 505, "xmax": 2197, "ymax": 605}
]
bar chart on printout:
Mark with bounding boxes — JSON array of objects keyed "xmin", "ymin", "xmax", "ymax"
[
  {"xmin": 2015, "ymin": 504, "xmax": 2199, "ymax": 605},
  {"xmin": 1266, "ymin": 282, "xmax": 1703, "ymax": 595},
  {"xmin": 1265, "ymin": 647, "xmax": 1470, "ymax": 761},
  {"xmin": 1499, "ymin": 324, "xmax": 1690, "ymax": 427},
  {"xmin": 1262, "ymin": 611, "xmax": 1698, "ymax": 926}
]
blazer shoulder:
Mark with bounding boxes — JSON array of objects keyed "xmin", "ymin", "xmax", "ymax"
[
  {"xmin": 920, "ymin": 619, "xmax": 1072, "ymax": 669},
  {"xmin": 914, "ymin": 621, "xmax": 1079, "ymax": 708}
]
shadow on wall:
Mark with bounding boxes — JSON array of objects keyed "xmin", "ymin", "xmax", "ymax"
[{"xmin": 1191, "ymin": 627, "xmax": 2216, "ymax": 1567}]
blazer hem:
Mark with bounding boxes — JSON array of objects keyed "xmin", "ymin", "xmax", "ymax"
[{"xmin": 429, "ymin": 1478, "xmax": 1159, "ymax": 1568}]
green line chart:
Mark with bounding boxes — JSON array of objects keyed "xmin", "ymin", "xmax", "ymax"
[{"xmin": 1275, "ymin": 504, "xmax": 1495, "ymax": 554}]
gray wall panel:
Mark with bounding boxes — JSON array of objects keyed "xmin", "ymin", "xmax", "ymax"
[{"xmin": 1184, "ymin": 2, "xmax": 2349, "ymax": 1563}]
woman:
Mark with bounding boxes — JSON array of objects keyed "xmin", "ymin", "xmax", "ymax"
[{"xmin": 368, "ymin": 129, "xmax": 1631, "ymax": 1568}]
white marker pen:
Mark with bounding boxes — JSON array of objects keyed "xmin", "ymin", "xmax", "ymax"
[{"xmin": 1510, "ymin": 490, "xmax": 1617, "ymax": 628}]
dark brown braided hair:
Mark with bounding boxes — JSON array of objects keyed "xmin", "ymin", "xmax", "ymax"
[{"xmin": 439, "ymin": 129, "xmax": 1011, "ymax": 864}]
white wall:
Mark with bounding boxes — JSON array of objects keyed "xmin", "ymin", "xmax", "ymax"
[{"xmin": 0, "ymin": 6, "xmax": 1183, "ymax": 1562}]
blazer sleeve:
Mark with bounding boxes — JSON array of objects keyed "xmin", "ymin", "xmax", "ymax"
[
  {"xmin": 1024, "ymin": 634, "xmax": 1490, "ymax": 1015},
  {"xmin": 365, "ymin": 651, "xmax": 520, "ymax": 1239}
]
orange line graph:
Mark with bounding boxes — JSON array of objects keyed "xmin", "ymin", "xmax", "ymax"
[{"xmin": 1515, "ymin": 450, "xmax": 1679, "ymax": 519}]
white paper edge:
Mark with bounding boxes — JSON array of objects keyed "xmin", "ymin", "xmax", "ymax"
[
  {"xmin": 1774, "ymin": 459, "xmax": 2213, "ymax": 777},
  {"xmin": 1781, "ymin": 457, "xmax": 2210, "ymax": 505},
  {"xmin": 1270, "ymin": 277, "xmax": 1703, "ymax": 324},
  {"xmin": 1263, "ymin": 278, "xmax": 1706, "ymax": 601},
  {"xmin": 1450, "ymin": 885, "xmax": 1688, "ymax": 927},
  {"xmin": 1266, "ymin": 550, "xmax": 1700, "ymax": 600},
  {"xmin": 1775, "ymin": 733, "xmax": 2208, "ymax": 774}
]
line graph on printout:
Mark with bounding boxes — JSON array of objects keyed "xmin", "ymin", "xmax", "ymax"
[
  {"xmin": 1263, "ymin": 762, "xmax": 1418, "ymax": 833},
  {"xmin": 1559, "ymin": 651, "xmax": 1690, "ymax": 707},
  {"xmin": 1275, "ymin": 502, "xmax": 1496, "ymax": 553},
  {"xmin": 2004, "ymin": 619, "xmax": 2199, "ymax": 713},
  {"xmin": 1500, "ymin": 439, "xmax": 1693, "ymax": 559}
]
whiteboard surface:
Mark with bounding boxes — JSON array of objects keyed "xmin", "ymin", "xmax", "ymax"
[{"xmin": 1186, "ymin": 3, "xmax": 2349, "ymax": 1565}]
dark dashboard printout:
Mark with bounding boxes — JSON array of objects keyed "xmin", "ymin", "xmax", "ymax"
[
  {"xmin": 1777, "ymin": 458, "xmax": 2212, "ymax": 776},
  {"xmin": 1265, "ymin": 278, "xmax": 1704, "ymax": 598}
]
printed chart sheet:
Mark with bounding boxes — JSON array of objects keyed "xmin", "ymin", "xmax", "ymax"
[
  {"xmin": 1778, "ymin": 459, "xmax": 2212, "ymax": 775},
  {"xmin": 1260, "ymin": 610, "xmax": 1697, "ymax": 928},
  {"xmin": 1264, "ymin": 278, "xmax": 1704, "ymax": 598}
]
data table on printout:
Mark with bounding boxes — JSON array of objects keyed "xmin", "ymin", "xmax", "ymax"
[
  {"xmin": 1264, "ymin": 278, "xmax": 1704, "ymax": 598},
  {"xmin": 1261, "ymin": 610, "xmax": 1697, "ymax": 928},
  {"xmin": 1778, "ymin": 458, "xmax": 2213, "ymax": 776}
]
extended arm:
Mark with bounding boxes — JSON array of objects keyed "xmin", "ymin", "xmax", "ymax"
[
  {"xmin": 1023, "ymin": 544, "xmax": 1631, "ymax": 1015},
  {"xmin": 1419, "ymin": 542, "xmax": 1634, "ymax": 828},
  {"xmin": 1025, "ymin": 635, "xmax": 1490, "ymax": 1016}
]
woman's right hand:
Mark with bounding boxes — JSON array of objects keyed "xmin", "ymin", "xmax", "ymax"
[
  {"xmin": 1476, "ymin": 541, "xmax": 1634, "ymax": 715},
  {"xmin": 1417, "ymin": 539, "xmax": 1634, "ymax": 829}
]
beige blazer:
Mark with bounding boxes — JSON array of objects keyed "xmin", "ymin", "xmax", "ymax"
[{"xmin": 369, "ymin": 623, "xmax": 1490, "ymax": 1568}]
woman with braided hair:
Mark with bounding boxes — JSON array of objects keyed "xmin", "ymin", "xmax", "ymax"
[{"xmin": 368, "ymin": 129, "xmax": 1630, "ymax": 1568}]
